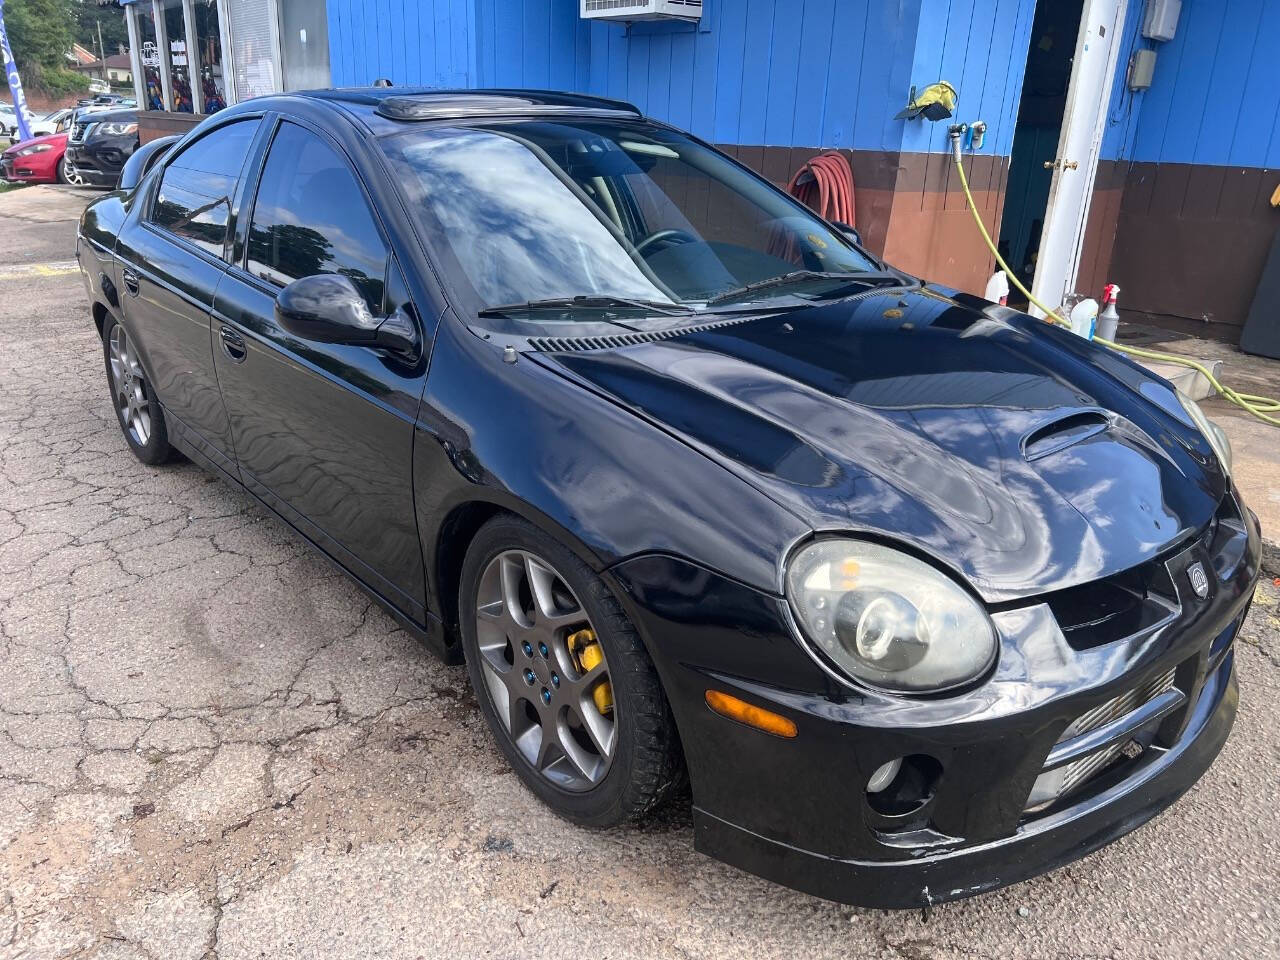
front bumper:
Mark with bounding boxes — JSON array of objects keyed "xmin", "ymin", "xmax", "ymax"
[
  {"xmin": 2, "ymin": 152, "xmax": 58, "ymax": 183},
  {"xmin": 65, "ymin": 141, "xmax": 130, "ymax": 187},
  {"xmin": 694, "ymin": 647, "xmax": 1237, "ymax": 908},
  {"xmin": 608, "ymin": 494, "xmax": 1260, "ymax": 908}
]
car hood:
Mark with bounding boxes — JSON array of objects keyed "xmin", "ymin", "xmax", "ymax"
[
  {"xmin": 531, "ymin": 286, "xmax": 1227, "ymax": 602},
  {"xmin": 4, "ymin": 132, "xmax": 65, "ymax": 155}
]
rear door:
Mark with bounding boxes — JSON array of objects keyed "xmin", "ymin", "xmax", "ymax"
[
  {"xmin": 213, "ymin": 117, "xmax": 431, "ymax": 620},
  {"xmin": 115, "ymin": 116, "xmax": 263, "ymax": 474}
]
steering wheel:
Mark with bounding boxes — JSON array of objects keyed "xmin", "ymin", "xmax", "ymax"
[{"xmin": 634, "ymin": 228, "xmax": 698, "ymax": 258}]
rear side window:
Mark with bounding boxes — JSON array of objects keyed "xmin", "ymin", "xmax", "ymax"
[
  {"xmin": 151, "ymin": 118, "xmax": 259, "ymax": 258},
  {"xmin": 246, "ymin": 122, "xmax": 387, "ymax": 312}
]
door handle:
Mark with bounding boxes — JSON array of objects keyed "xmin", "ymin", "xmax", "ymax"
[
  {"xmin": 219, "ymin": 325, "xmax": 247, "ymax": 363},
  {"xmin": 1043, "ymin": 159, "xmax": 1080, "ymax": 171},
  {"xmin": 121, "ymin": 268, "xmax": 140, "ymax": 297}
]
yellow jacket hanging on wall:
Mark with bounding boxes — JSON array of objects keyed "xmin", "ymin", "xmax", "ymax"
[{"xmin": 895, "ymin": 81, "xmax": 958, "ymax": 121}]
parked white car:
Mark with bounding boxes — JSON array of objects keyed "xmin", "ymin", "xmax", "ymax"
[
  {"xmin": 0, "ymin": 103, "xmax": 37, "ymax": 139},
  {"xmin": 8, "ymin": 108, "xmax": 73, "ymax": 146}
]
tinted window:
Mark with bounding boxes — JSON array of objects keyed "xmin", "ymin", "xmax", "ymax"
[
  {"xmin": 151, "ymin": 118, "xmax": 258, "ymax": 257},
  {"xmin": 246, "ymin": 122, "xmax": 386, "ymax": 311}
]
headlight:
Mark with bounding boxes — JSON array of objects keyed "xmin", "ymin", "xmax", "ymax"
[
  {"xmin": 97, "ymin": 122, "xmax": 137, "ymax": 137},
  {"xmin": 16, "ymin": 144, "xmax": 52, "ymax": 157},
  {"xmin": 785, "ymin": 540, "xmax": 996, "ymax": 693},
  {"xmin": 1176, "ymin": 389, "xmax": 1231, "ymax": 475}
]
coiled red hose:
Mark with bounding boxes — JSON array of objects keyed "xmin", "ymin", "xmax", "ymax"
[{"xmin": 787, "ymin": 152, "xmax": 857, "ymax": 227}]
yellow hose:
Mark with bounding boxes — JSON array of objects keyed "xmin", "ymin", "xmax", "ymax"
[{"xmin": 952, "ymin": 146, "xmax": 1280, "ymax": 427}]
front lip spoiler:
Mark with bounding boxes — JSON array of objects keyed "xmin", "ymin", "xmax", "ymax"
[{"xmin": 691, "ymin": 650, "xmax": 1239, "ymax": 909}]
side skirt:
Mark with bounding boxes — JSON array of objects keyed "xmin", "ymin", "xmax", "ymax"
[{"xmin": 165, "ymin": 412, "xmax": 461, "ymax": 665}]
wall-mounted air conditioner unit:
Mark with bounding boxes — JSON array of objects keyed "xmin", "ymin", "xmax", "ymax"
[{"xmin": 580, "ymin": 0, "xmax": 702, "ymax": 23}]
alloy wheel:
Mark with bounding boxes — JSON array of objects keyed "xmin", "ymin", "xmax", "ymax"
[
  {"xmin": 474, "ymin": 549, "xmax": 616, "ymax": 791},
  {"xmin": 108, "ymin": 324, "xmax": 152, "ymax": 447},
  {"xmin": 60, "ymin": 157, "xmax": 84, "ymax": 186}
]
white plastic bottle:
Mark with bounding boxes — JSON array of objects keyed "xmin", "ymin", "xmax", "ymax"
[{"xmin": 1068, "ymin": 298, "xmax": 1098, "ymax": 339}]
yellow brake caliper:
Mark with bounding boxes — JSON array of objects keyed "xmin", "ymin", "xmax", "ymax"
[{"xmin": 567, "ymin": 628, "xmax": 614, "ymax": 715}]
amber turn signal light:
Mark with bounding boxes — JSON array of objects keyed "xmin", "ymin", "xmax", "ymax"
[{"xmin": 704, "ymin": 690, "xmax": 797, "ymax": 739}]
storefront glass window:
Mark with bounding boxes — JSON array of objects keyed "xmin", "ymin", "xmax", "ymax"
[
  {"xmin": 227, "ymin": 3, "xmax": 280, "ymax": 101},
  {"xmin": 134, "ymin": 5, "xmax": 164, "ymax": 111},
  {"xmin": 193, "ymin": 0, "xmax": 229, "ymax": 112},
  {"xmin": 160, "ymin": 0, "xmax": 195, "ymax": 112}
]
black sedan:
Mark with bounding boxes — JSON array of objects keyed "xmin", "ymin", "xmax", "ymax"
[{"xmin": 76, "ymin": 88, "xmax": 1259, "ymax": 909}]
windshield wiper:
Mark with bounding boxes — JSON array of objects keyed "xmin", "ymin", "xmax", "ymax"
[
  {"xmin": 478, "ymin": 295, "xmax": 694, "ymax": 318},
  {"xmin": 705, "ymin": 270, "xmax": 908, "ymax": 307}
]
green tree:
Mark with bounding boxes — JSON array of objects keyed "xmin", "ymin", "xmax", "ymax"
[
  {"xmin": 4, "ymin": 0, "xmax": 86, "ymax": 95},
  {"xmin": 75, "ymin": 0, "xmax": 128, "ymax": 60}
]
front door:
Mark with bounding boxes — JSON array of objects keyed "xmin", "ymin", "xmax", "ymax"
[
  {"xmin": 1029, "ymin": 0, "xmax": 1128, "ymax": 317},
  {"xmin": 213, "ymin": 118, "xmax": 430, "ymax": 620}
]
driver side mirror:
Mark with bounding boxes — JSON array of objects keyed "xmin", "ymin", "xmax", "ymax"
[
  {"xmin": 832, "ymin": 221, "xmax": 863, "ymax": 247},
  {"xmin": 275, "ymin": 274, "xmax": 417, "ymax": 356}
]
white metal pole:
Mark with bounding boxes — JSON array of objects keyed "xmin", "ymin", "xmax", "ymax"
[
  {"xmin": 151, "ymin": 0, "xmax": 173, "ymax": 112},
  {"xmin": 181, "ymin": 0, "xmax": 202, "ymax": 113},
  {"xmin": 216, "ymin": 0, "xmax": 236, "ymax": 104},
  {"xmin": 125, "ymin": 5, "xmax": 146, "ymax": 107}
]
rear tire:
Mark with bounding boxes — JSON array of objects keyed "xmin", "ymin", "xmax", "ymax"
[
  {"xmin": 459, "ymin": 514, "xmax": 684, "ymax": 827},
  {"xmin": 101, "ymin": 314, "xmax": 173, "ymax": 465}
]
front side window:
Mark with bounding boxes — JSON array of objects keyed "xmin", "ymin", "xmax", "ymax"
[
  {"xmin": 151, "ymin": 118, "xmax": 259, "ymax": 258},
  {"xmin": 381, "ymin": 119, "xmax": 879, "ymax": 322},
  {"xmin": 246, "ymin": 122, "xmax": 387, "ymax": 311}
]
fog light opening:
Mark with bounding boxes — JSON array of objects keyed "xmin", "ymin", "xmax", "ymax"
[{"xmin": 865, "ymin": 754, "xmax": 942, "ymax": 818}]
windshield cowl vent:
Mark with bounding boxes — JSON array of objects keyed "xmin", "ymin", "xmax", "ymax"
[{"xmin": 526, "ymin": 315, "xmax": 758, "ymax": 353}]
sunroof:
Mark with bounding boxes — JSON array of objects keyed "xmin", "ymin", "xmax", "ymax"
[{"xmin": 374, "ymin": 93, "xmax": 640, "ymax": 122}]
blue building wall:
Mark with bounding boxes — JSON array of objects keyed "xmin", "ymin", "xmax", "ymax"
[
  {"xmin": 901, "ymin": 0, "xmax": 1036, "ymax": 157},
  {"xmin": 1101, "ymin": 0, "xmax": 1280, "ymax": 168},
  {"xmin": 328, "ymin": 0, "xmax": 475, "ymax": 89},
  {"xmin": 327, "ymin": 0, "xmax": 1036, "ymax": 157}
]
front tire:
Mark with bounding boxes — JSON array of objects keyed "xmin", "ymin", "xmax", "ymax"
[
  {"xmin": 102, "ymin": 314, "xmax": 173, "ymax": 465},
  {"xmin": 459, "ymin": 515, "xmax": 684, "ymax": 827}
]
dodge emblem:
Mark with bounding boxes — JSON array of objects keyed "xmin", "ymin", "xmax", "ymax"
[{"xmin": 1187, "ymin": 561, "xmax": 1209, "ymax": 599}]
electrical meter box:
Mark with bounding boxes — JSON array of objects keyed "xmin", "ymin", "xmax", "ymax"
[
  {"xmin": 1129, "ymin": 48, "xmax": 1158, "ymax": 90},
  {"xmin": 1142, "ymin": 0, "xmax": 1181, "ymax": 42},
  {"xmin": 580, "ymin": 0, "xmax": 702, "ymax": 21}
]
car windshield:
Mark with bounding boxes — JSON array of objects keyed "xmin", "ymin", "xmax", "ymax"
[{"xmin": 381, "ymin": 118, "xmax": 882, "ymax": 323}]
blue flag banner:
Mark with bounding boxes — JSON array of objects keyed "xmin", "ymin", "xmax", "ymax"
[{"xmin": 0, "ymin": 0, "xmax": 34, "ymax": 144}]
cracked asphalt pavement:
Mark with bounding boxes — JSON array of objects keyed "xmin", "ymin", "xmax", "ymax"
[{"xmin": 2, "ymin": 184, "xmax": 1278, "ymax": 959}]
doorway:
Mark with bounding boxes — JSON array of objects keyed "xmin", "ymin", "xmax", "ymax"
[{"xmin": 999, "ymin": 0, "xmax": 1127, "ymax": 315}]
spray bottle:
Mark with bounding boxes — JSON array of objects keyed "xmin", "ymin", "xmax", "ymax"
[{"xmin": 1096, "ymin": 284, "xmax": 1121, "ymax": 341}]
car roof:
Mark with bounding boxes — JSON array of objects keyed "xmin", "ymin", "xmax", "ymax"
[{"xmin": 248, "ymin": 86, "xmax": 643, "ymax": 135}]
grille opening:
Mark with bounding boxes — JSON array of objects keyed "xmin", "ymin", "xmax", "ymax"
[
  {"xmin": 1044, "ymin": 562, "xmax": 1176, "ymax": 650},
  {"xmin": 1025, "ymin": 665, "xmax": 1179, "ymax": 813}
]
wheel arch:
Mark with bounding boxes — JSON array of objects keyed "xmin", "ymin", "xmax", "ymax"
[
  {"xmin": 428, "ymin": 492, "xmax": 612, "ymax": 646},
  {"xmin": 91, "ymin": 300, "xmax": 110, "ymax": 339}
]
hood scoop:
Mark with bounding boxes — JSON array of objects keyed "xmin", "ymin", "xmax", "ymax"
[{"xmin": 1022, "ymin": 411, "xmax": 1110, "ymax": 462}]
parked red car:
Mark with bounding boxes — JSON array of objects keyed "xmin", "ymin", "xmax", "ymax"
[{"xmin": 1, "ymin": 132, "xmax": 81, "ymax": 185}]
